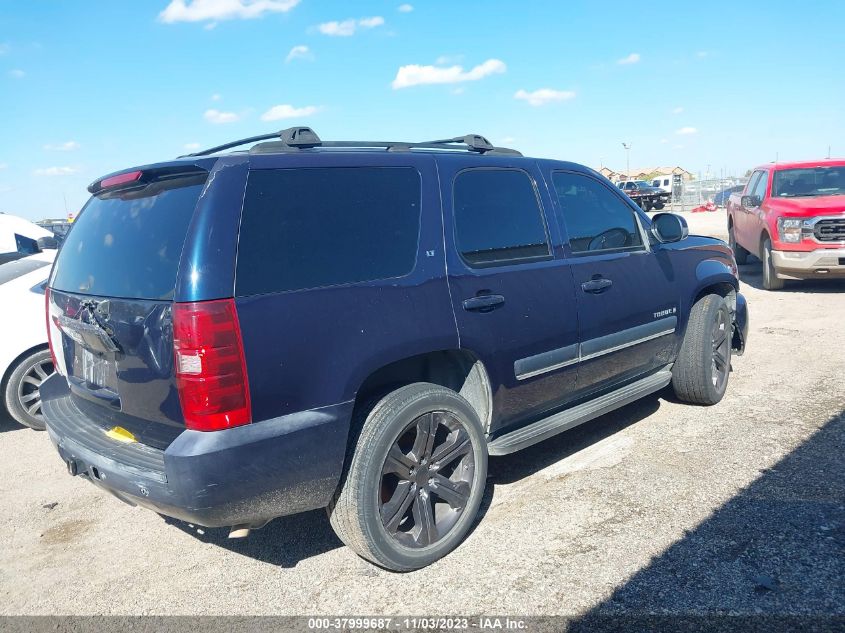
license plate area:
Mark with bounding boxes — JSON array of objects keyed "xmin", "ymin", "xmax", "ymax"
[{"xmin": 71, "ymin": 347, "xmax": 119, "ymax": 394}]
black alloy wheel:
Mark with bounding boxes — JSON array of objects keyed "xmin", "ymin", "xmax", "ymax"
[{"xmin": 380, "ymin": 410, "xmax": 474, "ymax": 548}]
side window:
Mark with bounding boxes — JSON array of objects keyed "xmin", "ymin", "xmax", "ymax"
[
  {"xmin": 745, "ymin": 171, "xmax": 762, "ymax": 195},
  {"xmin": 452, "ymin": 169, "xmax": 551, "ymax": 267},
  {"xmin": 552, "ymin": 171, "xmax": 645, "ymax": 254},
  {"xmin": 753, "ymin": 171, "xmax": 769, "ymax": 199},
  {"xmin": 236, "ymin": 167, "xmax": 421, "ymax": 295}
]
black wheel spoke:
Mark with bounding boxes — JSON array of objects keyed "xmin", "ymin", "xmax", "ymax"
[
  {"xmin": 431, "ymin": 432, "xmax": 471, "ymax": 470},
  {"xmin": 714, "ymin": 348, "xmax": 728, "ymax": 370},
  {"xmin": 411, "ymin": 412, "xmax": 438, "ymax": 462},
  {"xmin": 412, "ymin": 491, "xmax": 437, "ymax": 546},
  {"xmin": 429, "ymin": 474, "xmax": 469, "ymax": 509},
  {"xmin": 712, "ymin": 329, "xmax": 727, "ymax": 350},
  {"xmin": 382, "ymin": 480, "xmax": 416, "ymax": 532},
  {"xmin": 383, "ymin": 444, "xmax": 415, "ymax": 478}
]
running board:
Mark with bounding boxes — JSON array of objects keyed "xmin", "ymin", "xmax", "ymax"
[{"xmin": 487, "ymin": 370, "xmax": 672, "ymax": 456}]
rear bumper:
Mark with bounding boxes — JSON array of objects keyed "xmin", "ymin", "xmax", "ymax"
[
  {"xmin": 41, "ymin": 375, "xmax": 353, "ymax": 528},
  {"xmin": 772, "ymin": 247, "xmax": 845, "ymax": 279}
]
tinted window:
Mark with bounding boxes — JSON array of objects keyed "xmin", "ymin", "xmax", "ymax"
[
  {"xmin": 772, "ymin": 166, "xmax": 845, "ymax": 197},
  {"xmin": 453, "ymin": 169, "xmax": 550, "ymax": 266},
  {"xmin": 552, "ymin": 172, "xmax": 644, "ymax": 254},
  {"xmin": 51, "ymin": 174, "xmax": 205, "ymax": 299},
  {"xmin": 0, "ymin": 257, "xmax": 50, "ymax": 286},
  {"xmin": 236, "ymin": 167, "xmax": 420, "ymax": 295},
  {"xmin": 753, "ymin": 171, "xmax": 768, "ymax": 199}
]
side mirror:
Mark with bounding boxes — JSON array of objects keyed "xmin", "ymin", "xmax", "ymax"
[
  {"xmin": 37, "ymin": 235, "xmax": 59, "ymax": 250},
  {"xmin": 650, "ymin": 212, "xmax": 689, "ymax": 244},
  {"xmin": 741, "ymin": 194, "xmax": 761, "ymax": 208}
]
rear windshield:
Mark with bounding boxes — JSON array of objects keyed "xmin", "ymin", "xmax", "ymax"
[
  {"xmin": 50, "ymin": 174, "xmax": 205, "ymax": 299},
  {"xmin": 772, "ymin": 166, "xmax": 845, "ymax": 197}
]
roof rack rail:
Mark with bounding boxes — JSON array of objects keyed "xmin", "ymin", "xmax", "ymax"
[
  {"xmin": 181, "ymin": 127, "xmax": 521, "ymax": 158},
  {"xmin": 180, "ymin": 127, "xmax": 323, "ymax": 157}
]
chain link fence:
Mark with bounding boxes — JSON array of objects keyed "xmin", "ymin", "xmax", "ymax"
[{"xmin": 665, "ymin": 176, "xmax": 749, "ymax": 211}]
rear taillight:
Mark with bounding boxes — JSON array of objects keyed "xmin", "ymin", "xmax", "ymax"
[
  {"xmin": 45, "ymin": 288, "xmax": 66, "ymax": 375},
  {"xmin": 45, "ymin": 288, "xmax": 57, "ymax": 366},
  {"xmin": 172, "ymin": 299, "xmax": 251, "ymax": 432}
]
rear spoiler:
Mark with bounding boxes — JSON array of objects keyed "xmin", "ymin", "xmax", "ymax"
[{"xmin": 88, "ymin": 159, "xmax": 217, "ymax": 194}]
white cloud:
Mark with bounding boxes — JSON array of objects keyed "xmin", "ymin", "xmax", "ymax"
[
  {"xmin": 398, "ymin": 4, "xmax": 413, "ymax": 12},
  {"xmin": 260, "ymin": 104, "xmax": 319, "ymax": 121},
  {"xmin": 660, "ymin": 138, "xmax": 668, "ymax": 144},
  {"xmin": 0, "ymin": 163, "xmax": 7, "ymax": 170},
  {"xmin": 34, "ymin": 166, "xmax": 79, "ymax": 177},
  {"xmin": 358, "ymin": 16, "xmax": 384, "ymax": 28},
  {"xmin": 184, "ymin": 142, "xmax": 201, "ymax": 150},
  {"xmin": 211, "ymin": 93, "xmax": 221, "ymax": 101},
  {"xmin": 671, "ymin": 106, "xmax": 684, "ymax": 114},
  {"xmin": 317, "ymin": 16, "xmax": 384, "ymax": 36},
  {"xmin": 44, "ymin": 141, "xmax": 80, "ymax": 152},
  {"xmin": 9, "ymin": 69, "xmax": 25, "ymax": 78},
  {"xmin": 696, "ymin": 51, "xmax": 708, "ymax": 58},
  {"xmin": 435, "ymin": 55, "xmax": 461, "ymax": 65},
  {"xmin": 617, "ymin": 53, "xmax": 640, "ymax": 65},
  {"xmin": 204, "ymin": 108, "xmax": 240, "ymax": 124},
  {"xmin": 286, "ymin": 44, "xmax": 312, "ymax": 63},
  {"xmin": 676, "ymin": 126, "xmax": 697, "ymax": 135},
  {"xmin": 514, "ymin": 88, "xmax": 576, "ymax": 106},
  {"xmin": 392, "ymin": 58, "xmax": 506, "ymax": 89},
  {"xmin": 159, "ymin": 0, "xmax": 301, "ymax": 23}
]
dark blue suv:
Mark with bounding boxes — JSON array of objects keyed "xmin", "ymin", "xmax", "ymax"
[{"xmin": 41, "ymin": 128, "xmax": 748, "ymax": 571}]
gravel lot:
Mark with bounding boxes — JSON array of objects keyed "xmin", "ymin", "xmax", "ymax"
[{"xmin": 1, "ymin": 209, "xmax": 843, "ymax": 621}]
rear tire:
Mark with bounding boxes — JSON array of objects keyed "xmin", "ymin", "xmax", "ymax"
[
  {"xmin": 3, "ymin": 349, "xmax": 54, "ymax": 430},
  {"xmin": 672, "ymin": 295, "xmax": 732, "ymax": 406},
  {"xmin": 328, "ymin": 383, "xmax": 488, "ymax": 571},
  {"xmin": 728, "ymin": 222, "xmax": 749, "ymax": 265},
  {"xmin": 761, "ymin": 238, "xmax": 784, "ymax": 290}
]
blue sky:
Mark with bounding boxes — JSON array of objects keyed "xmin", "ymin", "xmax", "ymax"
[{"xmin": 1, "ymin": 0, "xmax": 843, "ymax": 220}]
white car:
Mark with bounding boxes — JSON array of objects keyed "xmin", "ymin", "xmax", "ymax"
[{"xmin": 0, "ymin": 251, "xmax": 56, "ymax": 429}]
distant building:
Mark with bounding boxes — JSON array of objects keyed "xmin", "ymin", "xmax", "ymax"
[{"xmin": 598, "ymin": 165, "xmax": 694, "ymax": 182}]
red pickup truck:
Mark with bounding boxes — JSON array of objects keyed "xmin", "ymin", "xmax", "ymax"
[{"xmin": 727, "ymin": 159, "xmax": 845, "ymax": 289}]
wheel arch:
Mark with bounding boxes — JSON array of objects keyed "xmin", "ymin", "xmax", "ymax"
[{"xmin": 352, "ymin": 349, "xmax": 493, "ymax": 435}]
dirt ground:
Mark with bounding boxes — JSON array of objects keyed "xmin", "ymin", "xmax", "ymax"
[{"xmin": 1, "ymin": 209, "xmax": 843, "ymax": 622}]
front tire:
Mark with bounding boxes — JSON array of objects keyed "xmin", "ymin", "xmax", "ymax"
[
  {"xmin": 761, "ymin": 238, "xmax": 784, "ymax": 290},
  {"xmin": 328, "ymin": 383, "xmax": 488, "ymax": 571},
  {"xmin": 672, "ymin": 295, "xmax": 732, "ymax": 405},
  {"xmin": 3, "ymin": 348, "xmax": 54, "ymax": 430}
]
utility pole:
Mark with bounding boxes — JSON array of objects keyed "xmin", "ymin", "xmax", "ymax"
[{"xmin": 621, "ymin": 142, "xmax": 631, "ymax": 179}]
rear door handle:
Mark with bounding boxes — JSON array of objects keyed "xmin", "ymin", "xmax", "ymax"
[
  {"xmin": 581, "ymin": 278, "xmax": 613, "ymax": 293},
  {"xmin": 462, "ymin": 294, "xmax": 505, "ymax": 312}
]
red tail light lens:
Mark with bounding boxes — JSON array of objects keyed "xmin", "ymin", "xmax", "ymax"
[
  {"xmin": 172, "ymin": 299, "xmax": 251, "ymax": 431},
  {"xmin": 45, "ymin": 288, "xmax": 58, "ymax": 367}
]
